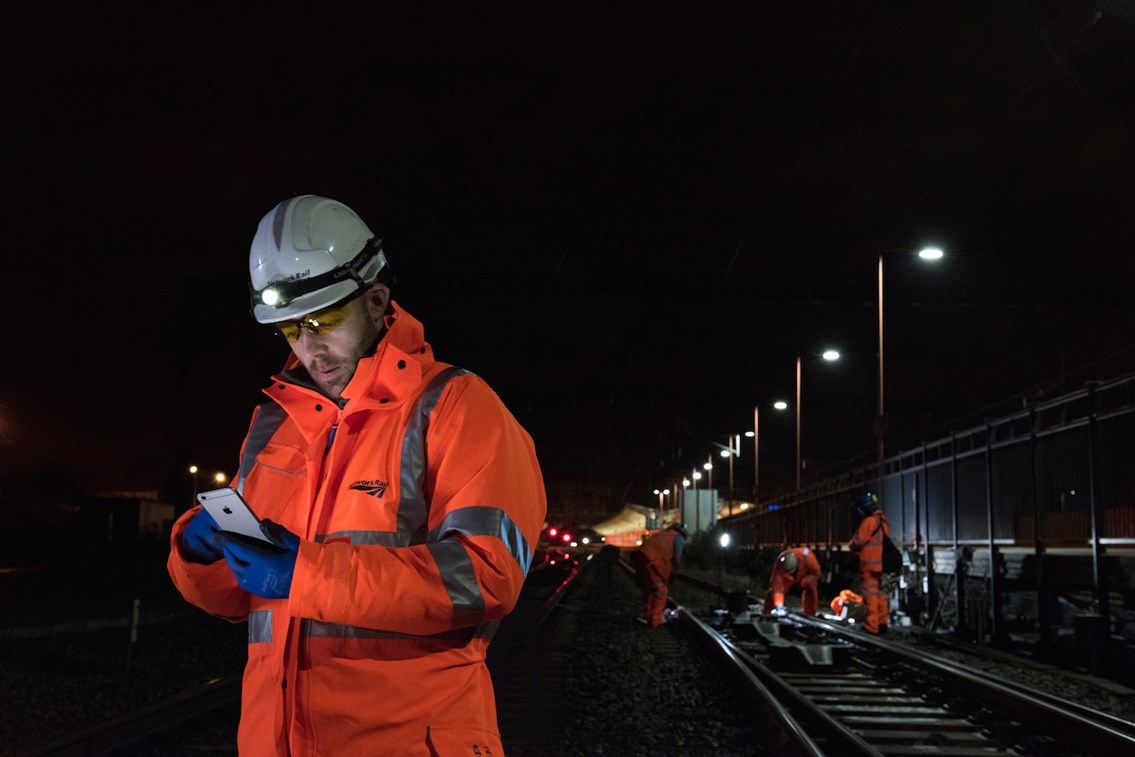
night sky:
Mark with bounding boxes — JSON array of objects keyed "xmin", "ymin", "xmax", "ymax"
[{"xmin": 4, "ymin": 3, "xmax": 1135, "ymax": 521}]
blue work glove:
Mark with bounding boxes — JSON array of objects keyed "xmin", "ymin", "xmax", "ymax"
[
  {"xmin": 220, "ymin": 519, "xmax": 300, "ymax": 599},
  {"xmin": 181, "ymin": 507, "xmax": 225, "ymax": 564}
]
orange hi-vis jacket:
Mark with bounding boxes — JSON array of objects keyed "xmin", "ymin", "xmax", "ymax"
[
  {"xmin": 850, "ymin": 509, "xmax": 889, "ymax": 572},
  {"xmin": 168, "ymin": 302, "xmax": 547, "ymax": 756},
  {"xmin": 639, "ymin": 528, "xmax": 684, "ymax": 580},
  {"xmin": 767, "ymin": 547, "xmax": 821, "ymax": 595}
]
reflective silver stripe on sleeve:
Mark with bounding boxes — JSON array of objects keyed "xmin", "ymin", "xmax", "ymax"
[
  {"xmin": 236, "ymin": 402, "xmax": 288, "ymax": 495},
  {"xmin": 304, "ymin": 618, "xmax": 491, "ymax": 640},
  {"xmin": 317, "ymin": 530, "xmax": 398, "ymax": 546},
  {"xmin": 429, "ymin": 506, "xmax": 534, "ymax": 578},
  {"xmin": 248, "ymin": 609, "xmax": 273, "ymax": 644},
  {"xmin": 398, "ymin": 367, "xmax": 469, "ymax": 545},
  {"xmin": 427, "ymin": 540, "xmax": 484, "ymax": 627}
]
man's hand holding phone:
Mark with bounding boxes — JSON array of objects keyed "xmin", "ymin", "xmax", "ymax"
[
  {"xmin": 181, "ymin": 508, "xmax": 225, "ymax": 564},
  {"xmin": 221, "ymin": 519, "xmax": 301, "ymax": 599}
]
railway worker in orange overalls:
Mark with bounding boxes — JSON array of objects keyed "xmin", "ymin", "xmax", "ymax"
[
  {"xmin": 849, "ymin": 491, "xmax": 890, "ymax": 634},
  {"xmin": 631, "ymin": 523, "xmax": 687, "ymax": 626},
  {"xmin": 761, "ymin": 546, "xmax": 821, "ymax": 616}
]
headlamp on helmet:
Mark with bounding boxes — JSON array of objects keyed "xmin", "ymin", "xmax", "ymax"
[
  {"xmin": 249, "ymin": 238, "xmax": 385, "ymax": 311},
  {"xmin": 248, "ymin": 195, "xmax": 389, "ymax": 324}
]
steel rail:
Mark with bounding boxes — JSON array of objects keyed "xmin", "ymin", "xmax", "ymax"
[
  {"xmin": 790, "ymin": 613, "xmax": 1135, "ymax": 755},
  {"xmin": 678, "ymin": 606, "xmax": 857, "ymax": 756}
]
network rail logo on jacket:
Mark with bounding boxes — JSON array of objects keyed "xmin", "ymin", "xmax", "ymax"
[{"xmin": 349, "ymin": 478, "xmax": 390, "ymax": 498}]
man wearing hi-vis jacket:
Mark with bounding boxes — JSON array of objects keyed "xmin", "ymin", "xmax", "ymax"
[
  {"xmin": 631, "ymin": 523, "xmax": 688, "ymax": 626},
  {"xmin": 761, "ymin": 546, "xmax": 821, "ymax": 616},
  {"xmin": 849, "ymin": 491, "xmax": 890, "ymax": 634},
  {"xmin": 167, "ymin": 195, "xmax": 547, "ymax": 755}
]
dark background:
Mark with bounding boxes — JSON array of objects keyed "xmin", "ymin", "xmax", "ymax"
[{"xmin": 3, "ymin": 2, "xmax": 1135, "ymax": 524}]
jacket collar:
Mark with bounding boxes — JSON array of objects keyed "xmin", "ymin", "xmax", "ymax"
[{"xmin": 266, "ymin": 300, "xmax": 435, "ymax": 429}]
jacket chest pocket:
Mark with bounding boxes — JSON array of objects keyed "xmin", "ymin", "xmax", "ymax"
[{"xmin": 244, "ymin": 441, "xmax": 308, "ymax": 524}]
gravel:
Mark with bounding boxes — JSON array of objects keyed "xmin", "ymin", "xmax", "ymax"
[{"xmin": 3, "ymin": 553, "xmax": 1133, "ymax": 755}]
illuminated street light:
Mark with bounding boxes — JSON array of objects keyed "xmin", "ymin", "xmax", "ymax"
[
  {"xmin": 214, "ymin": 472, "xmax": 227, "ymax": 485},
  {"xmin": 796, "ymin": 350, "xmax": 841, "ymax": 493},
  {"xmin": 878, "ymin": 247, "xmax": 943, "ymax": 461},
  {"xmin": 750, "ymin": 403, "xmax": 788, "ymax": 499},
  {"xmin": 188, "ymin": 465, "xmax": 199, "ymax": 502}
]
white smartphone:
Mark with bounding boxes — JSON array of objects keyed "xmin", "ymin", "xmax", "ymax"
[{"xmin": 197, "ymin": 487, "xmax": 274, "ymax": 544}]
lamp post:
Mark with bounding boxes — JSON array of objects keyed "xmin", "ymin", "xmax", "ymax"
[
  {"xmin": 750, "ymin": 403, "xmax": 787, "ymax": 500},
  {"xmin": 691, "ymin": 470, "xmax": 703, "ymax": 533},
  {"xmin": 877, "ymin": 246, "xmax": 943, "ymax": 461},
  {"xmin": 188, "ymin": 465, "xmax": 199, "ymax": 502},
  {"xmin": 653, "ymin": 488, "xmax": 669, "ymax": 527},
  {"xmin": 796, "ymin": 350, "xmax": 840, "ymax": 493}
]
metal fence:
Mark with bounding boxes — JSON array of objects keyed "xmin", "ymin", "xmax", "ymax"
[{"xmin": 724, "ymin": 373, "xmax": 1135, "ymax": 649}]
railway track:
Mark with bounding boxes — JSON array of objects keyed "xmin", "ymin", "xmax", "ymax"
[
  {"xmin": 10, "ymin": 554, "xmax": 1134, "ymax": 755},
  {"xmin": 673, "ymin": 577, "xmax": 1135, "ymax": 756}
]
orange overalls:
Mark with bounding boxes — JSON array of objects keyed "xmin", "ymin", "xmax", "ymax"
[
  {"xmin": 632, "ymin": 529, "xmax": 684, "ymax": 625},
  {"xmin": 168, "ymin": 302, "xmax": 547, "ymax": 755},
  {"xmin": 830, "ymin": 589, "xmax": 864, "ymax": 619},
  {"xmin": 850, "ymin": 509, "xmax": 890, "ymax": 633},
  {"xmin": 761, "ymin": 547, "xmax": 822, "ymax": 615}
]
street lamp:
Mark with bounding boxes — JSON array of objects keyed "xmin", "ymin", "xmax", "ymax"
[
  {"xmin": 188, "ymin": 465, "xmax": 199, "ymax": 502},
  {"xmin": 877, "ymin": 246, "xmax": 944, "ymax": 461},
  {"xmin": 653, "ymin": 488, "xmax": 669, "ymax": 523},
  {"xmin": 214, "ymin": 472, "xmax": 227, "ymax": 486},
  {"xmin": 796, "ymin": 350, "xmax": 840, "ymax": 493},
  {"xmin": 691, "ymin": 470, "xmax": 703, "ymax": 533},
  {"xmin": 749, "ymin": 403, "xmax": 788, "ymax": 499}
]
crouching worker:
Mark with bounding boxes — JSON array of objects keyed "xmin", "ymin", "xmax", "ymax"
[
  {"xmin": 762, "ymin": 546, "xmax": 821, "ymax": 616},
  {"xmin": 631, "ymin": 523, "xmax": 688, "ymax": 626},
  {"xmin": 829, "ymin": 589, "xmax": 865, "ymax": 623}
]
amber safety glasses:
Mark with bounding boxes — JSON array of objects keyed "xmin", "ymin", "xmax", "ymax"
[{"xmin": 274, "ymin": 301, "xmax": 355, "ymax": 343}]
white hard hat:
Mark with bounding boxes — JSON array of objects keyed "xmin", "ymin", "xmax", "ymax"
[{"xmin": 248, "ymin": 195, "xmax": 388, "ymax": 323}]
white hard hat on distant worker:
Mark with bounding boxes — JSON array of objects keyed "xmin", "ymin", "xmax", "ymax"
[{"xmin": 248, "ymin": 194, "xmax": 388, "ymax": 323}]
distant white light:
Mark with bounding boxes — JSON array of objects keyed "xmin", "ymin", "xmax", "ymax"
[
  {"xmin": 703, "ymin": 462, "xmax": 713, "ymax": 470},
  {"xmin": 692, "ymin": 472, "xmax": 702, "ymax": 481},
  {"xmin": 773, "ymin": 400, "xmax": 788, "ymax": 410},
  {"xmin": 918, "ymin": 247, "xmax": 944, "ymax": 261},
  {"xmin": 745, "ymin": 431, "xmax": 755, "ymax": 437},
  {"xmin": 822, "ymin": 350, "xmax": 840, "ymax": 361},
  {"xmin": 720, "ymin": 449, "xmax": 731, "ymax": 458},
  {"xmin": 719, "ymin": 533, "xmax": 731, "ymax": 548}
]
